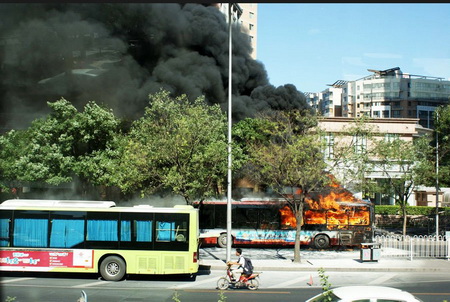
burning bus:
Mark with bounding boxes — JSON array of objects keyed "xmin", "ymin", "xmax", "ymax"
[{"xmin": 194, "ymin": 187, "xmax": 374, "ymax": 249}]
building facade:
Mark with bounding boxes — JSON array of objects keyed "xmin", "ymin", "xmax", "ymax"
[
  {"xmin": 214, "ymin": 3, "xmax": 258, "ymax": 59},
  {"xmin": 318, "ymin": 117, "xmax": 430, "ymax": 206},
  {"xmin": 313, "ymin": 68, "xmax": 450, "ymax": 129},
  {"xmin": 237, "ymin": 3, "xmax": 258, "ymax": 59},
  {"xmin": 415, "ymin": 186, "xmax": 450, "ymax": 208}
]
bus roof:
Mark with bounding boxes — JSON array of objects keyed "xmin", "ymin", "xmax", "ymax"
[
  {"xmin": 0, "ymin": 199, "xmax": 117, "ymax": 208},
  {"xmin": 0, "ymin": 199, "xmax": 196, "ymax": 213},
  {"xmin": 194, "ymin": 198, "xmax": 372, "ymax": 207}
]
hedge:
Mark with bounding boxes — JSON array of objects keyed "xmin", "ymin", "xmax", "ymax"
[{"xmin": 375, "ymin": 205, "xmax": 450, "ymax": 216}]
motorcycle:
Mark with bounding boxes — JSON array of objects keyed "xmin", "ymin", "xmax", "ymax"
[{"xmin": 216, "ymin": 264, "xmax": 261, "ymax": 290}]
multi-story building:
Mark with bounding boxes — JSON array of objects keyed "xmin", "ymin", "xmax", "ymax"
[
  {"xmin": 237, "ymin": 3, "xmax": 258, "ymax": 59},
  {"xmin": 233, "ymin": 116, "xmax": 432, "ymax": 206},
  {"xmin": 317, "ymin": 80, "xmax": 347, "ymax": 117},
  {"xmin": 304, "ymin": 92, "xmax": 321, "ymax": 112},
  {"xmin": 337, "ymin": 67, "xmax": 450, "ymax": 129},
  {"xmin": 318, "ymin": 117, "xmax": 432, "ymax": 206},
  {"xmin": 214, "ymin": 3, "xmax": 258, "ymax": 59}
]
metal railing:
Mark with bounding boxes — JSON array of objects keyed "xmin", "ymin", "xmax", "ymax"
[{"xmin": 374, "ymin": 235, "xmax": 449, "ymax": 260}]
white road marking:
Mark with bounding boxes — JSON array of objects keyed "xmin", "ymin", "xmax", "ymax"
[
  {"xmin": 0, "ymin": 277, "xmax": 35, "ymax": 284},
  {"xmin": 72, "ymin": 280, "xmax": 109, "ymax": 288},
  {"xmin": 368, "ymin": 273, "xmax": 397, "ymax": 285}
]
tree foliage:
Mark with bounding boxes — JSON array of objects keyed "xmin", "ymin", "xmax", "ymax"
[
  {"xmin": 326, "ymin": 116, "xmax": 379, "ymax": 198},
  {"xmin": 246, "ymin": 110, "xmax": 329, "ymax": 262},
  {"xmin": 434, "ymin": 105, "xmax": 450, "ymax": 187},
  {"xmin": 115, "ymin": 90, "xmax": 237, "ymax": 204},
  {"xmin": 0, "ymin": 98, "xmax": 122, "ymax": 196},
  {"xmin": 374, "ymin": 136, "xmax": 433, "ymax": 235}
]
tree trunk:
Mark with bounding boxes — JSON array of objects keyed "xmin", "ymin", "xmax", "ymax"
[
  {"xmin": 293, "ymin": 210, "xmax": 302, "ymax": 263},
  {"xmin": 402, "ymin": 205, "xmax": 407, "ymax": 236}
]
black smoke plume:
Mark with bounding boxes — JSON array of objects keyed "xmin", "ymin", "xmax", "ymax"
[{"xmin": 0, "ymin": 3, "xmax": 309, "ymax": 130}]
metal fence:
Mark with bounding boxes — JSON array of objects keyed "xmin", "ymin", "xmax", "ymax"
[{"xmin": 374, "ymin": 235, "xmax": 450, "ymax": 260}]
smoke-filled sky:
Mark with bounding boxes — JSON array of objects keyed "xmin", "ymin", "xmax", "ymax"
[{"xmin": 0, "ymin": 3, "xmax": 309, "ymax": 131}]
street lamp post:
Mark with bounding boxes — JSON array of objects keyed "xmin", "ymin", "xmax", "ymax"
[
  {"xmin": 226, "ymin": 3, "xmax": 233, "ymax": 263},
  {"xmin": 435, "ymin": 110, "xmax": 439, "ymax": 237}
]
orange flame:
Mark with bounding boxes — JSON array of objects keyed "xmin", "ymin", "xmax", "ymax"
[
  {"xmin": 279, "ymin": 206, "xmax": 297, "ymax": 229},
  {"xmin": 280, "ymin": 178, "xmax": 370, "ymax": 229}
]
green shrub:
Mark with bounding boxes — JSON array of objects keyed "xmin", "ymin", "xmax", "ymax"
[{"xmin": 375, "ymin": 205, "xmax": 448, "ymax": 216}]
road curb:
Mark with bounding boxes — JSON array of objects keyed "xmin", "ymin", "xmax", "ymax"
[
  {"xmin": 198, "ymin": 262, "xmax": 450, "ymax": 273},
  {"xmin": 199, "ymin": 265, "xmax": 449, "ymax": 273}
]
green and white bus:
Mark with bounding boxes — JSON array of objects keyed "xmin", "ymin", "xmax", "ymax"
[{"xmin": 0, "ymin": 199, "xmax": 199, "ymax": 281}]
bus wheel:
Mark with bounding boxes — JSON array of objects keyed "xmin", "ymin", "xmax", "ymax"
[
  {"xmin": 217, "ymin": 234, "xmax": 228, "ymax": 248},
  {"xmin": 314, "ymin": 234, "xmax": 330, "ymax": 249},
  {"xmin": 100, "ymin": 256, "xmax": 126, "ymax": 281}
]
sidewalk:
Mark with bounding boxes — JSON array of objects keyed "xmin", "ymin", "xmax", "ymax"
[{"xmin": 199, "ymin": 257, "xmax": 450, "ymax": 273}]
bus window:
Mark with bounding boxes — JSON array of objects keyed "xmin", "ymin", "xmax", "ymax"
[
  {"xmin": 155, "ymin": 213, "xmax": 189, "ymax": 251},
  {"xmin": 119, "ymin": 212, "xmax": 154, "ymax": 249},
  {"xmin": 86, "ymin": 212, "xmax": 119, "ymax": 249},
  {"xmin": 234, "ymin": 207, "xmax": 258, "ymax": 229},
  {"xmin": 199, "ymin": 205, "xmax": 215, "ymax": 229},
  {"xmin": 13, "ymin": 211, "xmax": 49, "ymax": 247},
  {"xmin": 214, "ymin": 205, "xmax": 227, "ymax": 228},
  {"xmin": 121, "ymin": 220, "xmax": 131, "ymax": 241},
  {"xmin": 136, "ymin": 220, "xmax": 152, "ymax": 242},
  {"xmin": 349, "ymin": 207, "xmax": 370, "ymax": 225},
  {"xmin": 259, "ymin": 208, "xmax": 279, "ymax": 229},
  {"xmin": 156, "ymin": 221, "xmax": 175, "ymax": 241},
  {"xmin": 326, "ymin": 209, "xmax": 349, "ymax": 229},
  {"xmin": 49, "ymin": 211, "xmax": 85, "ymax": 248},
  {"xmin": 279, "ymin": 206, "xmax": 296, "ymax": 229},
  {"xmin": 304, "ymin": 210, "xmax": 326, "ymax": 225},
  {"xmin": 0, "ymin": 219, "xmax": 9, "ymax": 246},
  {"xmin": 0, "ymin": 210, "xmax": 12, "ymax": 247}
]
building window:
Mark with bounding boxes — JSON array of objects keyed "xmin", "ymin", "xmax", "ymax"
[
  {"xmin": 354, "ymin": 135, "xmax": 367, "ymax": 154},
  {"xmin": 392, "ymin": 110, "xmax": 401, "ymax": 118},
  {"xmin": 249, "ymin": 12, "xmax": 254, "ymax": 19},
  {"xmin": 384, "ymin": 133, "xmax": 399, "ymax": 142},
  {"xmin": 323, "ymin": 133, "xmax": 334, "ymax": 159},
  {"xmin": 249, "ymin": 23, "xmax": 254, "ymax": 31}
]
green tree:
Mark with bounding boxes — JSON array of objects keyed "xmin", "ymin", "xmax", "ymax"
[
  {"xmin": 70, "ymin": 101, "xmax": 123, "ymax": 194},
  {"xmin": 374, "ymin": 136, "xmax": 433, "ymax": 235},
  {"xmin": 231, "ymin": 116, "xmax": 273, "ymax": 187},
  {"xmin": 434, "ymin": 105, "xmax": 450, "ymax": 187},
  {"xmin": 117, "ymin": 90, "xmax": 238, "ymax": 204},
  {"xmin": 0, "ymin": 129, "xmax": 31, "ymax": 193},
  {"xmin": 326, "ymin": 116, "xmax": 378, "ymax": 199},
  {"xmin": 247, "ymin": 110, "xmax": 330, "ymax": 262},
  {"xmin": 13, "ymin": 99, "xmax": 79, "ymax": 185},
  {"xmin": 0, "ymin": 98, "xmax": 122, "ymax": 198}
]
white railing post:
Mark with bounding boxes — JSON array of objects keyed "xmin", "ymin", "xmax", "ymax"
[
  {"xmin": 409, "ymin": 237, "xmax": 413, "ymax": 261},
  {"xmin": 444, "ymin": 232, "xmax": 450, "ymax": 261}
]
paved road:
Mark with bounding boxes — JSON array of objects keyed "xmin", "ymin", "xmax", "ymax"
[
  {"xmin": 2, "ymin": 269, "xmax": 449, "ymax": 301},
  {"xmin": 2, "ymin": 247, "xmax": 450, "ymax": 301}
]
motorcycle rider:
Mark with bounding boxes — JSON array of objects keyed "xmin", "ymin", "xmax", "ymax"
[{"xmin": 227, "ymin": 248, "xmax": 250, "ymax": 282}]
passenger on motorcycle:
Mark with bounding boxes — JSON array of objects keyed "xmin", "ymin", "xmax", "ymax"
[{"xmin": 226, "ymin": 248, "xmax": 252, "ymax": 281}]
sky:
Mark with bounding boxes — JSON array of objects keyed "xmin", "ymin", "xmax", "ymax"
[{"xmin": 256, "ymin": 3, "xmax": 450, "ymax": 93}]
